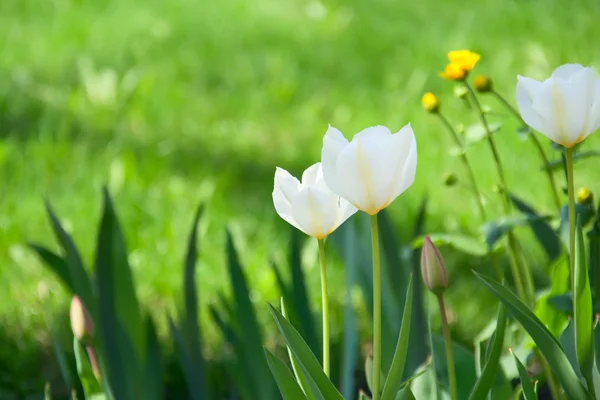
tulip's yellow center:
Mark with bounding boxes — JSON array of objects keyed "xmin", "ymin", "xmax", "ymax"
[
  {"xmin": 421, "ymin": 92, "xmax": 440, "ymax": 113},
  {"xmin": 439, "ymin": 63, "xmax": 467, "ymax": 81}
]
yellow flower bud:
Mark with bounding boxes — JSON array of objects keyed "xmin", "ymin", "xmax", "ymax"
[
  {"xmin": 577, "ymin": 187, "xmax": 594, "ymax": 206},
  {"xmin": 421, "ymin": 92, "xmax": 440, "ymax": 113},
  {"xmin": 453, "ymin": 85, "xmax": 468, "ymax": 99},
  {"xmin": 473, "ymin": 75, "xmax": 493, "ymax": 93},
  {"xmin": 70, "ymin": 296, "xmax": 95, "ymax": 343},
  {"xmin": 421, "ymin": 236, "xmax": 448, "ymax": 295}
]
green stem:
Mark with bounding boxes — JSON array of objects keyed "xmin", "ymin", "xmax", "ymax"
[
  {"xmin": 437, "ymin": 295, "xmax": 457, "ymax": 400},
  {"xmin": 491, "ymin": 90, "xmax": 561, "ymax": 210},
  {"xmin": 565, "ymin": 147, "xmax": 576, "ymax": 296},
  {"xmin": 370, "ymin": 214, "xmax": 382, "ymax": 400},
  {"xmin": 437, "ymin": 112, "xmax": 487, "ymax": 222},
  {"xmin": 317, "ymin": 239, "xmax": 330, "ymax": 377},
  {"xmin": 465, "ymin": 82, "xmax": 534, "ymax": 305}
]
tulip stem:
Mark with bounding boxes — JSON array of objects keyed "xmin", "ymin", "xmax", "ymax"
[
  {"xmin": 317, "ymin": 238, "xmax": 330, "ymax": 377},
  {"xmin": 565, "ymin": 147, "xmax": 576, "ymax": 295},
  {"xmin": 437, "ymin": 295, "xmax": 457, "ymax": 400},
  {"xmin": 464, "ymin": 81, "xmax": 534, "ymax": 306},
  {"xmin": 437, "ymin": 112, "xmax": 487, "ymax": 222},
  {"xmin": 370, "ymin": 214, "xmax": 382, "ymax": 400},
  {"xmin": 491, "ymin": 89, "xmax": 561, "ymax": 210}
]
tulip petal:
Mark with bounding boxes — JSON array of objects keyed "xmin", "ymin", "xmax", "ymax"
[
  {"xmin": 516, "ymin": 77, "xmax": 551, "ymax": 140},
  {"xmin": 552, "ymin": 64, "xmax": 586, "ymax": 80},
  {"xmin": 335, "ymin": 133, "xmax": 392, "ymax": 214},
  {"xmin": 389, "ymin": 124, "xmax": 417, "ymax": 201},
  {"xmin": 321, "ymin": 125, "xmax": 349, "ymax": 197},
  {"xmin": 588, "ymin": 78, "xmax": 600, "ymax": 134},
  {"xmin": 335, "ymin": 198, "xmax": 358, "ymax": 230},
  {"xmin": 291, "ymin": 187, "xmax": 338, "ymax": 238},
  {"xmin": 274, "ymin": 167, "xmax": 301, "ymax": 203},
  {"xmin": 301, "ymin": 162, "xmax": 322, "ymax": 187},
  {"xmin": 273, "ymin": 191, "xmax": 302, "ymax": 232},
  {"xmin": 355, "ymin": 125, "xmax": 392, "ymax": 140}
]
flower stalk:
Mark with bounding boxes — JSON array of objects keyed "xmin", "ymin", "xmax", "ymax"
[
  {"xmin": 317, "ymin": 239, "xmax": 330, "ymax": 377},
  {"xmin": 437, "ymin": 295, "xmax": 457, "ymax": 400},
  {"xmin": 370, "ymin": 214, "xmax": 382, "ymax": 400},
  {"xmin": 464, "ymin": 81, "xmax": 534, "ymax": 305},
  {"xmin": 566, "ymin": 147, "xmax": 576, "ymax": 291}
]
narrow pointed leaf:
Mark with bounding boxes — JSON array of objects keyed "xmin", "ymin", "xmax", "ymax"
[
  {"xmin": 544, "ymin": 151, "xmax": 600, "ymax": 171},
  {"xmin": 395, "ymin": 386, "xmax": 416, "ymax": 400},
  {"xmin": 29, "ymin": 244, "xmax": 73, "ymax": 291},
  {"xmin": 381, "ymin": 275, "xmax": 413, "ymax": 400},
  {"xmin": 468, "ymin": 305, "xmax": 507, "ymax": 400},
  {"xmin": 169, "ymin": 317, "xmax": 205, "ymax": 400},
  {"xmin": 474, "ymin": 272, "xmax": 591, "ymax": 400},
  {"xmin": 512, "ymin": 351, "xmax": 536, "ymax": 400},
  {"xmin": 281, "ymin": 297, "xmax": 316, "ymax": 400},
  {"xmin": 574, "ymin": 216, "xmax": 594, "ymax": 381},
  {"xmin": 45, "ymin": 202, "xmax": 95, "ymax": 318},
  {"xmin": 143, "ymin": 317, "xmax": 164, "ymax": 400},
  {"xmin": 264, "ymin": 349, "xmax": 309, "ymax": 400},
  {"xmin": 340, "ymin": 221, "xmax": 358, "ymax": 399},
  {"xmin": 269, "ymin": 304, "xmax": 343, "ymax": 400},
  {"xmin": 412, "ymin": 233, "xmax": 488, "ymax": 256},
  {"xmin": 182, "ymin": 204, "xmax": 206, "ymax": 389},
  {"xmin": 73, "ymin": 337, "xmax": 102, "ymax": 396}
]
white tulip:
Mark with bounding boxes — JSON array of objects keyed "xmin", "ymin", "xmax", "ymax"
[
  {"xmin": 321, "ymin": 124, "xmax": 417, "ymax": 215},
  {"xmin": 272, "ymin": 162, "xmax": 357, "ymax": 239},
  {"xmin": 516, "ymin": 64, "xmax": 600, "ymax": 148}
]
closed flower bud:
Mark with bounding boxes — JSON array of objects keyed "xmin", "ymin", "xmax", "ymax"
[
  {"xmin": 422, "ymin": 92, "xmax": 440, "ymax": 113},
  {"xmin": 70, "ymin": 296, "xmax": 94, "ymax": 343},
  {"xmin": 454, "ymin": 85, "xmax": 468, "ymax": 99},
  {"xmin": 443, "ymin": 172, "xmax": 458, "ymax": 186},
  {"xmin": 474, "ymin": 75, "xmax": 493, "ymax": 93},
  {"xmin": 577, "ymin": 187, "xmax": 594, "ymax": 206},
  {"xmin": 421, "ymin": 236, "xmax": 448, "ymax": 295}
]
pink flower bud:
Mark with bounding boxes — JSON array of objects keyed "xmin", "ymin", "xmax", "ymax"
[
  {"xmin": 70, "ymin": 296, "xmax": 95, "ymax": 343},
  {"xmin": 420, "ymin": 236, "xmax": 448, "ymax": 295}
]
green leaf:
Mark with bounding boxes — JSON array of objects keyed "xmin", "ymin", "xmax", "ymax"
[
  {"xmin": 169, "ymin": 316, "xmax": 205, "ymax": 400},
  {"xmin": 412, "ymin": 233, "xmax": 487, "ymax": 256},
  {"xmin": 226, "ymin": 230, "xmax": 274, "ymax": 397},
  {"xmin": 516, "ymin": 126, "xmax": 532, "ymax": 140},
  {"xmin": 535, "ymin": 256, "xmax": 570, "ymax": 337},
  {"xmin": 264, "ymin": 349, "xmax": 308, "ymax": 400},
  {"xmin": 481, "ymin": 215, "xmax": 550, "ymax": 250},
  {"xmin": 431, "ymin": 334, "xmax": 477, "ymax": 399},
  {"xmin": 594, "ymin": 323, "xmax": 600, "ymax": 375},
  {"xmin": 509, "ymin": 194, "xmax": 561, "ymax": 261},
  {"xmin": 544, "ymin": 151, "xmax": 600, "ymax": 171},
  {"xmin": 574, "ymin": 216, "xmax": 594, "ymax": 382},
  {"xmin": 268, "ymin": 304, "xmax": 343, "ymax": 400},
  {"xmin": 29, "ymin": 244, "xmax": 73, "ymax": 291},
  {"xmin": 45, "ymin": 202, "xmax": 96, "ymax": 319},
  {"xmin": 358, "ymin": 391, "xmax": 372, "ymax": 400},
  {"xmin": 51, "ymin": 333, "xmax": 74, "ymax": 390},
  {"xmin": 474, "ymin": 272, "xmax": 592, "ymax": 400},
  {"xmin": 548, "ymin": 293, "xmax": 573, "ymax": 314},
  {"xmin": 96, "ymin": 189, "xmax": 145, "ymax": 361},
  {"xmin": 288, "ymin": 228, "xmax": 319, "ymax": 354},
  {"xmin": 281, "ymin": 297, "xmax": 316, "ymax": 400},
  {"xmin": 558, "ymin": 203, "xmax": 596, "ymax": 248},
  {"xmin": 143, "ymin": 317, "xmax": 164, "ymax": 400},
  {"xmin": 381, "ymin": 275, "xmax": 413, "ymax": 400},
  {"xmin": 511, "ymin": 351, "xmax": 536, "ymax": 400},
  {"xmin": 182, "ymin": 204, "xmax": 207, "ymax": 392},
  {"xmin": 74, "ymin": 337, "xmax": 102, "ymax": 397},
  {"xmin": 395, "ymin": 386, "xmax": 416, "ymax": 400},
  {"xmin": 559, "ymin": 319, "xmax": 581, "ymax": 377},
  {"xmin": 468, "ymin": 305, "xmax": 507, "ymax": 400}
]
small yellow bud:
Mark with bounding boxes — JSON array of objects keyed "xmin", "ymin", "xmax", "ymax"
[
  {"xmin": 443, "ymin": 172, "xmax": 458, "ymax": 186},
  {"xmin": 577, "ymin": 187, "xmax": 594, "ymax": 206},
  {"xmin": 70, "ymin": 296, "xmax": 95, "ymax": 343},
  {"xmin": 422, "ymin": 92, "xmax": 440, "ymax": 113},
  {"xmin": 473, "ymin": 75, "xmax": 493, "ymax": 93},
  {"xmin": 439, "ymin": 62, "xmax": 467, "ymax": 81},
  {"xmin": 421, "ymin": 236, "xmax": 448, "ymax": 295}
]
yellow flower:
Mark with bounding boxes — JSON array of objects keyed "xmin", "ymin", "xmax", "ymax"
[
  {"xmin": 439, "ymin": 63, "xmax": 467, "ymax": 81},
  {"xmin": 473, "ymin": 75, "xmax": 493, "ymax": 93},
  {"xmin": 448, "ymin": 50, "xmax": 480, "ymax": 72},
  {"xmin": 421, "ymin": 92, "xmax": 440, "ymax": 113},
  {"xmin": 577, "ymin": 187, "xmax": 594, "ymax": 206}
]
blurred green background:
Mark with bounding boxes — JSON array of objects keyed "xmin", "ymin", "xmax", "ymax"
[{"xmin": 2, "ymin": 0, "xmax": 600, "ymax": 394}]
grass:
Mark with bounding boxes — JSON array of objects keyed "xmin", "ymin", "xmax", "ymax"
[{"xmin": 2, "ymin": 0, "xmax": 600, "ymax": 391}]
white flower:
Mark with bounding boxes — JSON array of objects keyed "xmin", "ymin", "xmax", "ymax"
[
  {"xmin": 321, "ymin": 124, "xmax": 417, "ymax": 215},
  {"xmin": 516, "ymin": 64, "xmax": 600, "ymax": 148},
  {"xmin": 272, "ymin": 162, "xmax": 357, "ymax": 239}
]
